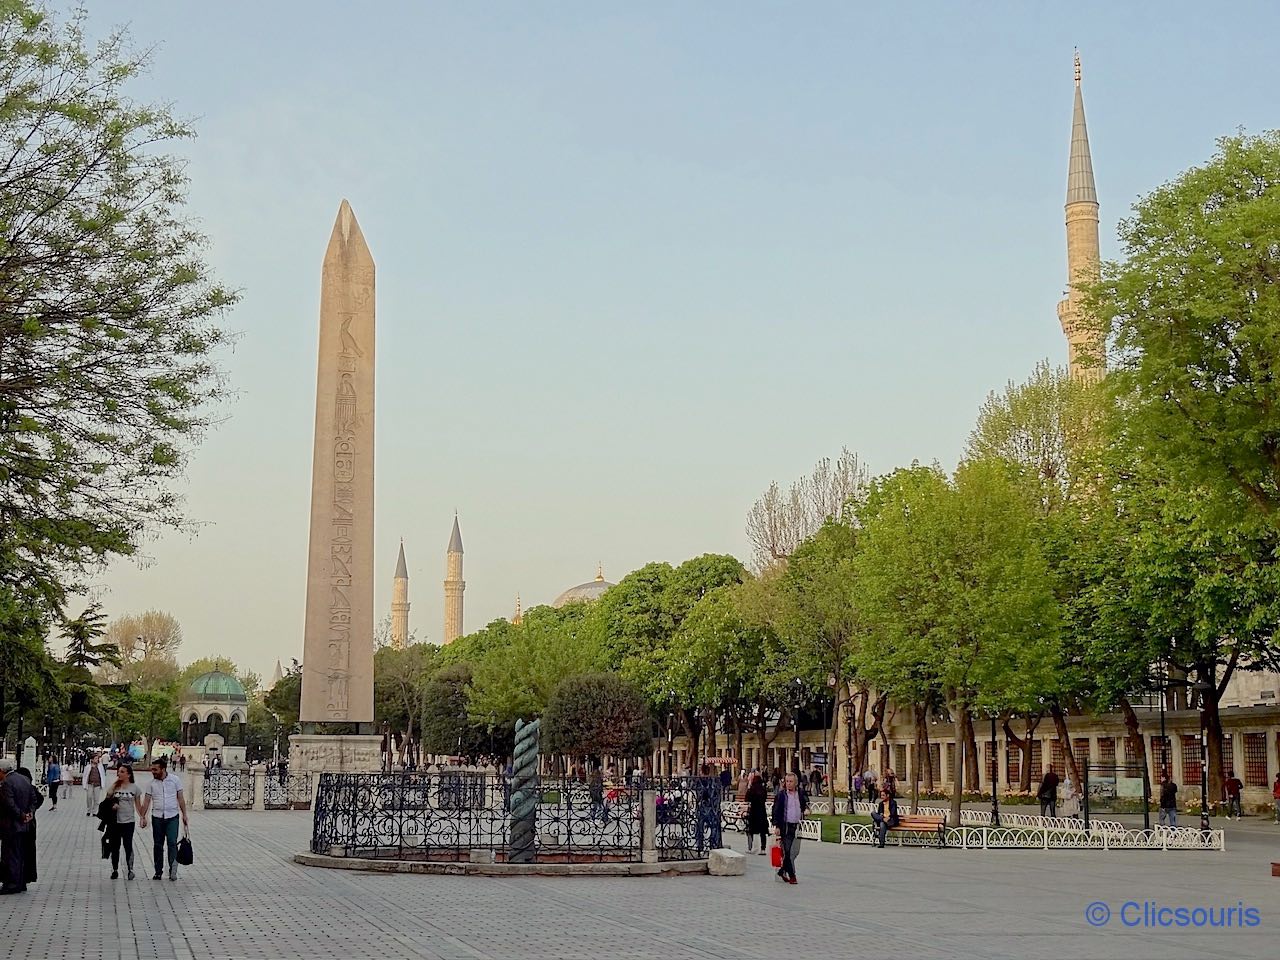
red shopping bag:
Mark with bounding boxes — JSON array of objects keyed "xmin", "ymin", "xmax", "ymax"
[{"xmin": 770, "ymin": 843, "xmax": 783, "ymax": 868}]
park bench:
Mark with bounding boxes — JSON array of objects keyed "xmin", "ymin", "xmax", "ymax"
[{"xmin": 887, "ymin": 814, "xmax": 947, "ymax": 846}]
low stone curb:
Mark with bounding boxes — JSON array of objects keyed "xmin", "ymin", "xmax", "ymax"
[{"xmin": 294, "ymin": 852, "xmax": 710, "ymax": 877}]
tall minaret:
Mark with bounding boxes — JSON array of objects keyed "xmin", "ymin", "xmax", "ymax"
[
  {"xmin": 390, "ymin": 540, "xmax": 410, "ymax": 649},
  {"xmin": 443, "ymin": 515, "xmax": 465, "ymax": 643},
  {"xmin": 1057, "ymin": 50, "xmax": 1104, "ymax": 381}
]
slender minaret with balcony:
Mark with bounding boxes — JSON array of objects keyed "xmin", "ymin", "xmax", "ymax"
[
  {"xmin": 390, "ymin": 540, "xmax": 410, "ymax": 649},
  {"xmin": 443, "ymin": 515, "xmax": 465, "ymax": 643},
  {"xmin": 1056, "ymin": 51, "xmax": 1105, "ymax": 381}
]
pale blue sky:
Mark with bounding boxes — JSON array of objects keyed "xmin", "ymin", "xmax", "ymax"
[{"xmin": 82, "ymin": 1, "xmax": 1280, "ymax": 678}]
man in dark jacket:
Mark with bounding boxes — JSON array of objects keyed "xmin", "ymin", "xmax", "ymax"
[
  {"xmin": 1037, "ymin": 765, "xmax": 1060, "ymax": 818},
  {"xmin": 870, "ymin": 786, "xmax": 899, "ymax": 847},
  {"xmin": 0, "ymin": 759, "xmax": 43, "ymax": 894},
  {"xmin": 770, "ymin": 772, "xmax": 809, "ymax": 884}
]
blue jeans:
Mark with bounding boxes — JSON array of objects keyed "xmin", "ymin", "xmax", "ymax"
[
  {"xmin": 871, "ymin": 811, "xmax": 889, "ymax": 846},
  {"xmin": 152, "ymin": 816, "xmax": 180, "ymax": 876},
  {"xmin": 1159, "ymin": 807, "xmax": 1178, "ymax": 827}
]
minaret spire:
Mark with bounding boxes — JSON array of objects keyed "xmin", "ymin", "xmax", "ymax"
[
  {"xmin": 390, "ymin": 540, "xmax": 410, "ymax": 649},
  {"xmin": 1057, "ymin": 50, "xmax": 1104, "ymax": 381},
  {"xmin": 443, "ymin": 516, "xmax": 465, "ymax": 643}
]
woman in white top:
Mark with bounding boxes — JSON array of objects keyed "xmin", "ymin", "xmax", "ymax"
[
  {"xmin": 1060, "ymin": 774, "xmax": 1081, "ymax": 819},
  {"xmin": 105, "ymin": 764, "xmax": 144, "ymax": 879}
]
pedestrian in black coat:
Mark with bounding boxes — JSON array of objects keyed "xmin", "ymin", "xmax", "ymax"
[{"xmin": 0, "ymin": 760, "xmax": 43, "ymax": 893}]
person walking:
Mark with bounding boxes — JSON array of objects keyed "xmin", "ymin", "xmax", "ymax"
[
  {"xmin": 0, "ymin": 759, "xmax": 43, "ymax": 894},
  {"xmin": 1037, "ymin": 765, "xmax": 1060, "ymax": 818},
  {"xmin": 870, "ymin": 785, "xmax": 900, "ymax": 847},
  {"xmin": 883, "ymin": 767, "xmax": 898, "ymax": 799},
  {"xmin": 770, "ymin": 772, "xmax": 808, "ymax": 885},
  {"xmin": 1271, "ymin": 772, "xmax": 1280, "ymax": 823},
  {"xmin": 1158, "ymin": 773, "xmax": 1179, "ymax": 828},
  {"xmin": 105, "ymin": 764, "xmax": 142, "ymax": 880},
  {"xmin": 139, "ymin": 756, "xmax": 188, "ymax": 881},
  {"xmin": 587, "ymin": 765, "xmax": 606, "ymax": 820},
  {"xmin": 83, "ymin": 751, "xmax": 107, "ymax": 818},
  {"xmin": 44, "ymin": 759, "xmax": 61, "ymax": 811},
  {"xmin": 1061, "ymin": 773, "xmax": 1081, "ymax": 820},
  {"xmin": 862, "ymin": 767, "xmax": 878, "ymax": 803},
  {"xmin": 744, "ymin": 772, "xmax": 769, "ymax": 855},
  {"xmin": 1224, "ymin": 770, "xmax": 1244, "ymax": 819},
  {"xmin": 15, "ymin": 768, "xmax": 40, "ymax": 888}
]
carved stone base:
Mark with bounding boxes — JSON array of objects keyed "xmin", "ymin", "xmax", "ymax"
[{"xmin": 289, "ymin": 734, "xmax": 382, "ymax": 774}]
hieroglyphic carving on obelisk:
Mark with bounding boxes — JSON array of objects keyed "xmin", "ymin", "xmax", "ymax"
[{"xmin": 300, "ymin": 200, "xmax": 375, "ymax": 724}]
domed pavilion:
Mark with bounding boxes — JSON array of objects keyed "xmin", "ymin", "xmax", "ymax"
[{"xmin": 179, "ymin": 670, "xmax": 249, "ymax": 768}]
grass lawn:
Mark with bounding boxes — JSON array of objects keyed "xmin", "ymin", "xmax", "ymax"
[{"xmin": 809, "ymin": 813, "xmax": 871, "ymax": 843}]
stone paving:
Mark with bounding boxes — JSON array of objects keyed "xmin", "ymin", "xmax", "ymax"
[{"xmin": 2, "ymin": 779, "xmax": 1277, "ymax": 960}]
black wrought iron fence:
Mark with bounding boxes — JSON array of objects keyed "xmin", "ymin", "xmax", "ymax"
[
  {"xmin": 310, "ymin": 772, "xmax": 722, "ymax": 863},
  {"xmin": 203, "ymin": 770, "xmax": 253, "ymax": 809},
  {"xmin": 264, "ymin": 772, "xmax": 313, "ymax": 809}
]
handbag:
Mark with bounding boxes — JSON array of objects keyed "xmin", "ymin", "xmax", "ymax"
[
  {"xmin": 770, "ymin": 842, "xmax": 783, "ymax": 868},
  {"xmin": 176, "ymin": 830, "xmax": 194, "ymax": 866}
]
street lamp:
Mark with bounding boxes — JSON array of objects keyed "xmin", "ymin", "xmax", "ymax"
[
  {"xmin": 791, "ymin": 678, "xmax": 805, "ymax": 776},
  {"xmin": 989, "ymin": 712, "xmax": 1001, "ymax": 828},
  {"xmin": 666, "ymin": 711, "xmax": 675, "ymax": 777},
  {"xmin": 841, "ymin": 699, "xmax": 857, "ymax": 801},
  {"xmin": 1191, "ymin": 679, "xmax": 1213, "ymax": 835}
]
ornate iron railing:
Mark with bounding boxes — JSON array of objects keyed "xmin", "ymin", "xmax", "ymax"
[
  {"xmin": 203, "ymin": 770, "xmax": 252, "ymax": 809},
  {"xmin": 264, "ymin": 772, "xmax": 313, "ymax": 809},
  {"xmin": 310, "ymin": 772, "xmax": 722, "ymax": 863}
]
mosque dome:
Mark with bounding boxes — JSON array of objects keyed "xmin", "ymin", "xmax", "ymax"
[
  {"xmin": 185, "ymin": 671, "xmax": 248, "ymax": 704},
  {"xmin": 552, "ymin": 568, "xmax": 615, "ymax": 608}
]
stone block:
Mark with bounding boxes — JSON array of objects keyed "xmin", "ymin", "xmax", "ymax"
[
  {"xmin": 708, "ymin": 848, "xmax": 745, "ymax": 876},
  {"xmin": 468, "ymin": 849, "xmax": 494, "ymax": 865}
]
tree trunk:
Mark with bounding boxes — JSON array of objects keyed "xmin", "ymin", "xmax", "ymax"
[
  {"xmin": 911, "ymin": 704, "xmax": 924, "ymax": 814},
  {"xmin": 1003, "ymin": 713, "xmax": 1041, "ymax": 792},
  {"xmin": 963, "ymin": 711, "xmax": 980, "ymax": 791},
  {"xmin": 703, "ymin": 708, "xmax": 718, "ymax": 759},
  {"xmin": 949, "ymin": 709, "xmax": 965, "ymax": 827},
  {"xmin": 922, "ymin": 712, "xmax": 935, "ymax": 792},
  {"xmin": 1049, "ymin": 702, "xmax": 1081, "ymax": 786},
  {"xmin": 1118, "ymin": 697, "xmax": 1150, "ymax": 803},
  {"xmin": 1203, "ymin": 692, "xmax": 1225, "ymax": 805}
]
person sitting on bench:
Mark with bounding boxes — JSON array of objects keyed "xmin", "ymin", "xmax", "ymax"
[{"xmin": 871, "ymin": 785, "xmax": 899, "ymax": 848}]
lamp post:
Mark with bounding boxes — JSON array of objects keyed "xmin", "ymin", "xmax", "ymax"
[
  {"xmin": 841, "ymin": 699, "xmax": 857, "ymax": 801},
  {"xmin": 1191, "ymin": 679, "xmax": 1212, "ymax": 835},
  {"xmin": 791, "ymin": 678, "xmax": 805, "ymax": 776},
  {"xmin": 989, "ymin": 713, "xmax": 1001, "ymax": 828},
  {"xmin": 666, "ymin": 711, "xmax": 675, "ymax": 777},
  {"xmin": 1157, "ymin": 659, "xmax": 1168, "ymax": 778}
]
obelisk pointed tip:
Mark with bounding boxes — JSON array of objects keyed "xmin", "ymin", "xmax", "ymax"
[{"xmin": 325, "ymin": 198, "xmax": 373, "ymax": 265}]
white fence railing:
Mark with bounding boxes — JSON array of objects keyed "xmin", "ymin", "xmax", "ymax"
[
  {"xmin": 838, "ymin": 820, "xmax": 1225, "ymax": 851},
  {"xmin": 842, "ymin": 799, "xmax": 1130, "ymax": 834}
]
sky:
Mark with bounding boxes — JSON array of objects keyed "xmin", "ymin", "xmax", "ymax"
[{"xmin": 74, "ymin": 0, "xmax": 1280, "ymax": 679}]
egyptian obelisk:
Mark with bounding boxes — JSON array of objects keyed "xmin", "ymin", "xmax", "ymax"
[{"xmin": 291, "ymin": 200, "xmax": 381, "ymax": 773}]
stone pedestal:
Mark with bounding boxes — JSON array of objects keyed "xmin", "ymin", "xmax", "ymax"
[{"xmin": 289, "ymin": 734, "xmax": 382, "ymax": 774}]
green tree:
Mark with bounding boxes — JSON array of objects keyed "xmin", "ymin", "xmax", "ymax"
[
  {"xmin": 264, "ymin": 661, "xmax": 301, "ymax": 732},
  {"xmin": 966, "ymin": 360, "xmax": 1106, "ymax": 515},
  {"xmin": 853, "ymin": 462, "xmax": 1060, "ymax": 823},
  {"xmin": 467, "ymin": 602, "xmax": 606, "ymax": 731},
  {"xmin": 0, "ymin": 3, "xmax": 237, "ymax": 608},
  {"xmin": 1089, "ymin": 131, "xmax": 1280, "ymax": 521},
  {"xmin": 374, "ymin": 643, "xmax": 437, "ymax": 761},
  {"xmin": 119, "ymin": 688, "xmax": 180, "ymax": 760},
  {"xmin": 542, "ymin": 673, "xmax": 653, "ymax": 761},
  {"xmin": 601, "ymin": 556, "xmax": 744, "ymax": 760}
]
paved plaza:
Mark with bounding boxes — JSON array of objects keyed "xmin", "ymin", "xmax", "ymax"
[{"xmin": 2, "ymin": 790, "xmax": 1277, "ymax": 960}]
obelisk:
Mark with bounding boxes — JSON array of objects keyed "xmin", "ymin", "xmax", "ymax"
[{"xmin": 291, "ymin": 200, "xmax": 381, "ymax": 773}]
